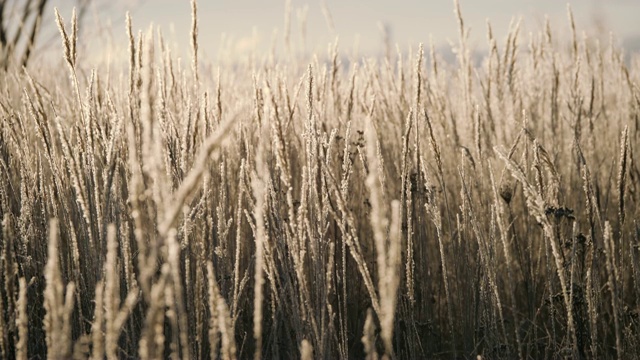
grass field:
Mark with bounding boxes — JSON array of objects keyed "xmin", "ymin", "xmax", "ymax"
[{"xmin": 1, "ymin": 1, "xmax": 639, "ymax": 359}]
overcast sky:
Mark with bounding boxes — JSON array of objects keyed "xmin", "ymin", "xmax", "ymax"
[{"xmin": 40, "ymin": 0, "xmax": 640, "ymax": 61}]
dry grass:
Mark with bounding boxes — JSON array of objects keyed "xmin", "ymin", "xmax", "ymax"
[{"xmin": 0, "ymin": 1, "xmax": 639, "ymax": 359}]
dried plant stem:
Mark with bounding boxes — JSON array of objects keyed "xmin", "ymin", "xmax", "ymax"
[
  {"xmin": 44, "ymin": 219, "xmax": 75, "ymax": 359},
  {"xmin": 16, "ymin": 278, "xmax": 28, "ymax": 360},
  {"xmin": 362, "ymin": 308, "xmax": 379, "ymax": 360},
  {"xmin": 604, "ymin": 222, "xmax": 622, "ymax": 360},
  {"xmin": 159, "ymin": 114, "xmax": 236, "ymax": 236},
  {"xmin": 617, "ymin": 126, "xmax": 628, "ymax": 225},
  {"xmin": 190, "ymin": 0, "xmax": 199, "ymax": 84},
  {"xmin": 496, "ymin": 147, "xmax": 579, "ymax": 356},
  {"xmin": 251, "ymin": 128, "xmax": 269, "ymax": 360}
]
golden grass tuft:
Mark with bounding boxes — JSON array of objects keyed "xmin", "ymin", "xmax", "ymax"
[{"xmin": 0, "ymin": 1, "xmax": 639, "ymax": 359}]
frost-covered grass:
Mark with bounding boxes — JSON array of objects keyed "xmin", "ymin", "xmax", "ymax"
[{"xmin": 1, "ymin": 1, "xmax": 639, "ymax": 359}]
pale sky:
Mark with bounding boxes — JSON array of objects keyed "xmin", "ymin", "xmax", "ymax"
[{"xmin": 37, "ymin": 0, "xmax": 640, "ymax": 62}]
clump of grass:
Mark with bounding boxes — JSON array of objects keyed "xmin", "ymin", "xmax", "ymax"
[{"xmin": 0, "ymin": 1, "xmax": 638, "ymax": 359}]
